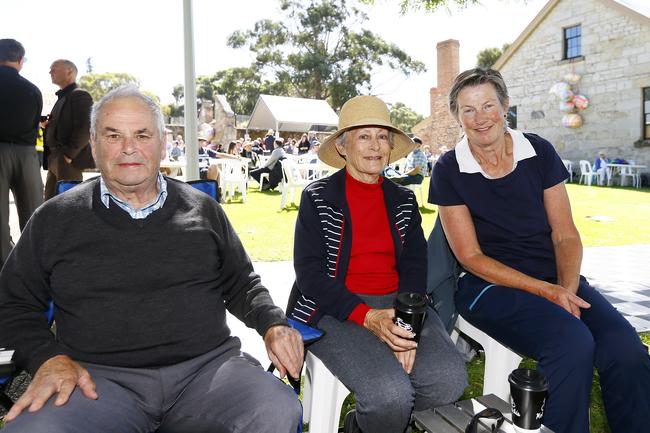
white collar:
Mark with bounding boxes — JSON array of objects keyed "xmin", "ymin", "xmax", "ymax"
[{"xmin": 455, "ymin": 127, "xmax": 537, "ymax": 176}]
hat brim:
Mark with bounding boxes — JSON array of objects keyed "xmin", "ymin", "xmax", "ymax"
[{"xmin": 318, "ymin": 119, "xmax": 415, "ymax": 169}]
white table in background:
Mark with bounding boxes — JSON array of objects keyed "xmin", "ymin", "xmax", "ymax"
[{"xmin": 606, "ymin": 163, "xmax": 646, "ymax": 187}]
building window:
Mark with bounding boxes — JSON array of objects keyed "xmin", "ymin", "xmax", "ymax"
[
  {"xmin": 643, "ymin": 87, "xmax": 650, "ymax": 140},
  {"xmin": 507, "ymin": 106, "xmax": 517, "ymax": 129},
  {"xmin": 563, "ymin": 25, "xmax": 582, "ymax": 59}
]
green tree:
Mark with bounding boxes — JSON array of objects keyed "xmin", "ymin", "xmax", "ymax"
[
  {"xmin": 78, "ymin": 72, "xmax": 139, "ymax": 102},
  {"xmin": 227, "ymin": 0, "xmax": 425, "ymax": 110},
  {"xmin": 476, "ymin": 43, "xmax": 510, "ymax": 68},
  {"xmin": 171, "ymin": 67, "xmax": 286, "ymax": 116},
  {"xmin": 360, "ymin": 0, "xmax": 526, "ymax": 14},
  {"xmin": 389, "ymin": 102, "xmax": 424, "ymax": 133}
]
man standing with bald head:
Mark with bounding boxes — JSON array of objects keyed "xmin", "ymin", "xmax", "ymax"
[{"xmin": 43, "ymin": 59, "xmax": 93, "ymax": 199}]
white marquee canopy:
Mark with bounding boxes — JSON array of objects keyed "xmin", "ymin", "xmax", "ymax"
[{"xmin": 247, "ymin": 95, "xmax": 338, "ymax": 133}]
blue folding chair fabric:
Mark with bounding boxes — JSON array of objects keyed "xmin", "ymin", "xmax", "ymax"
[
  {"xmin": 0, "ymin": 301, "xmax": 54, "ymax": 410},
  {"xmin": 186, "ymin": 179, "xmax": 220, "ymax": 202},
  {"xmin": 56, "ymin": 180, "xmax": 83, "ymax": 195}
]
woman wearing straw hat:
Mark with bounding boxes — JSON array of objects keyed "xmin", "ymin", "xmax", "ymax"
[{"xmin": 287, "ymin": 96, "xmax": 467, "ymax": 433}]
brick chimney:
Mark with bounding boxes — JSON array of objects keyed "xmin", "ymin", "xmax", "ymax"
[
  {"xmin": 413, "ymin": 39, "xmax": 461, "ymax": 152},
  {"xmin": 436, "ymin": 39, "xmax": 460, "ymax": 92}
]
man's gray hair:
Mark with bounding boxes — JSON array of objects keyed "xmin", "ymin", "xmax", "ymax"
[{"xmin": 91, "ymin": 85, "xmax": 165, "ymax": 140}]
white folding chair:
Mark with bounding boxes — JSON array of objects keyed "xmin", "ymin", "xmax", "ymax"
[
  {"xmin": 578, "ymin": 160, "xmax": 598, "ymax": 186},
  {"xmin": 561, "ymin": 159, "xmax": 573, "ymax": 183},
  {"xmin": 451, "ymin": 316, "xmax": 523, "ymax": 401},
  {"xmin": 620, "ymin": 165, "xmax": 640, "ymax": 188},
  {"xmin": 221, "ymin": 159, "xmax": 248, "ymax": 202},
  {"xmin": 301, "ymin": 351, "xmax": 350, "ymax": 433},
  {"xmin": 406, "ymin": 183, "xmax": 425, "ymax": 206},
  {"xmin": 280, "ymin": 159, "xmax": 311, "ymax": 209}
]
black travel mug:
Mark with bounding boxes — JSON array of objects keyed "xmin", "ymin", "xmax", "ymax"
[
  {"xmin": 508, "ymin": 368, "xmax": 549, "ymax": 432},
  {"xmin": 394, "ymin": 292, "xmax": 427, "ymax": 342}
]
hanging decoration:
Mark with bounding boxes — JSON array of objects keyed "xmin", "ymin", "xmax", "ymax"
[{"xmin": 548, "ymin": 72, "xmax": 589, "ymax": 129}]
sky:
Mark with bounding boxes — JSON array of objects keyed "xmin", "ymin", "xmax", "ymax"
[{"xmin": 0, "ymin": 0, "xmax": 552, "ymax": 115}]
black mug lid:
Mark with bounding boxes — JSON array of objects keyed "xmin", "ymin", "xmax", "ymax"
[
  {"xmin": 395, "ymin": 292, "xmax": 427, "ymax": 314},
  {"xmin": 508, "ymin": 368, "xmax": 549, "ymax": 392}
]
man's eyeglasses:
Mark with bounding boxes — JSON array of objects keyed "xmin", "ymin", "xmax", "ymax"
[{"xmin": 465, "ymin": 407, "xmax": 505, "ymax": 433}]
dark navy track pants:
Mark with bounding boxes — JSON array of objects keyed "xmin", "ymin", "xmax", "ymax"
[{"xmin": 456, "ymin": 274, "xmax": 650, "ymax": 433}]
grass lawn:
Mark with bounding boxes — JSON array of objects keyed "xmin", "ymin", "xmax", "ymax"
[{"xmin": 223, "ymin": 177, "xmax": 650, "ymax": 261}]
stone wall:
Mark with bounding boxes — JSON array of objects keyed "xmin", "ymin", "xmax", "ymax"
[{"xmin": 498, "ymin": 0, "xmax": 650, "ymax": 169}]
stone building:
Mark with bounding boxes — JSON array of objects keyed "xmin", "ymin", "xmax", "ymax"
[
  {"xmin": 413, "ymin": 39, "xmax": 462, "ymax": 152},
  {"xmin": 494, "ymin": 0, "xmax": 650, "ymax": 170},
  {"xmin": 211, "ymin": 95, "xmax": 237, "ymax": 145}
]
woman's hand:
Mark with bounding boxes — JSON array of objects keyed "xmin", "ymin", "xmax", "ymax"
[
  {"xmin": 394, "ymin": 348, "xmax": 417, "ymax": 374},
  {"xmin": 539, "ymin": 283, "xmax": 590, "ymax": 318},
  {"xmin": 364, "ymin": 308, "xmax": 418, "ymax": 351}
]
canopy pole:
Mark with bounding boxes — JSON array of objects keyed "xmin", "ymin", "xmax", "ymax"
[{"xmin": 183, "ymin": 0, "xmax": 199, "ymax": 180}]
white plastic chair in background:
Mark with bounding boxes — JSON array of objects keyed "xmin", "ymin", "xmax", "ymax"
[
  {"xmin": 561, "ymin": 159, "xmax": 573, "ymax": 182},
  {"xmin": 578, "ymin": 160, "xmax": 598, "ymax": 186},
  {"xmin": 280, "ymin": 159, "xmax": 311, "ymax": 209},
  {"xmin": 451, "ymin": 315, "xmax": 523, "ymax": 401},
  {"xmin": 221, "ymin": 159, "xmax": 248, "ymax": 202},
  {"xmin": 301, "ymin": 351, "xmax": 350, "ymax": 433},
  {"xmin": 406, "ymin": 183, "xmax": 425, "ymax": 206},
  {"xmin": 620, "ymin": 165, "xmax": 641, "ymax": 188}
]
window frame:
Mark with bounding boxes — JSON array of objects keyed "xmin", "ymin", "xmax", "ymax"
[
  {"xmin": 563, "ymin": 24, "xmax": 582, "ymax": 60},
  {"xmin": 641, "ymin": 86, "xmax": 650, "ymax": 140}
]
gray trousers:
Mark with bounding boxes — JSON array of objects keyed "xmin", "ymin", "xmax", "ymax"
[
  {"xmin": 309, "ymin": 293, "xmax": 467, "ymax": 433},
  {"xmin": 2, "ymin": 338, "xmax": 301, "ymax": 433},
  {"xmin": 0, "ymin": 143, "xmax": 43, "ymax": 264}
]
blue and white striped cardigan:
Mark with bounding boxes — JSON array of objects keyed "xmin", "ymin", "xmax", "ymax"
[{"xmin": 287, "ymin": 168, "xmax": 427, "ymax": 326}]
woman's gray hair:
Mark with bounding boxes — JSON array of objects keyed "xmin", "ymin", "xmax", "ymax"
[
  {"xmin": 448, "ymin": 68, "xmax": 509, "ymax": 118},
  {"xmin": 90, "ymin": 85, "xmax": 165, "ymax": 140}
]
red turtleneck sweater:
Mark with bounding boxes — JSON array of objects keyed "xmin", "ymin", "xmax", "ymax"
[{"xmin": 345, "ymin": 172, "xmax": 399, "ymax": 325}]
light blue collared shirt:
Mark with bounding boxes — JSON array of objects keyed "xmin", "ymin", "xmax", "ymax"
[{"xmin": 99, "ymin": 173, "xmax": 168, "ymax": 219}]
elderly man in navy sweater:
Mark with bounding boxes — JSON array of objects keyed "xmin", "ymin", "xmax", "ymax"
[{"xmin": 0, "ymin": 86, "xmax": 303, "ymax": 433}]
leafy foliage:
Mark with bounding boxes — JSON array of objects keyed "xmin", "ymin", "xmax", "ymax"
[
  {"xmin": 359, "ymin": 0, "xmax": 480, "ymax": 14},
  {"xmin": 389, "ymin": 102, "xmax": 424, "ymax": 133},
  {"xmin": 476, "ymin": 44, "xmax": 510, "ymax": 68},
  {"xmin": 78, "ymin": 72, "xmax": 139, "ymax": 102},
  {"xmin": 225, "ymin": 0, "xmax": 425, "ymax": 110}
]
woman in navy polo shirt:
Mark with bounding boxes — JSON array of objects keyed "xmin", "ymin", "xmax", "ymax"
[{"xmin": 429, "ymin": 68, "xmax": 650, "ymax": 433}]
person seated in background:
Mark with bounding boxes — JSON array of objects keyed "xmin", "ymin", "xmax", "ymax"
[
  {"xmin": 594, "ymin": 150, "xmax": 610, "ymax": 186},
  {"xmin": 429, "ymin": 67, "xmax": 650, "ymax": 433},
  {"xmin": 263, "ymin": 129, "xmax": 275, "ymax": 153},
  {"xmin": 422, "ymin": 144, "xmax": 433, "ymax": 174},
  {"xmin": 249, "ymin": 137, "xmax": 286, "ymax": 191},
  {"xmin": 390, "ymin": 136, "xmax": 428, "ymax": 185},
  {"xmin": 169, "ymin": 140, "xmax": 183, "ymax": 161},
  {"xmin": 241, "ymin": 140, "xmax": 259, "ymax": 170},
  {"xmin": 0, "ymin": 85, "xmax": 303, "ymax": 433},
  {"xmin": 287, "ymin": 95, "xmax": 467, "ymax": 433},
  {"xmin": 297, "ymin": 133, "xmax": 310, "ymax": 154},
  {"xmin": 226, "ymin": 141, "xmax": 240, "ymax": 157}
]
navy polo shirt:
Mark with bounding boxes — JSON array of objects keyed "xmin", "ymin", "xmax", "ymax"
[{"xmin": 429, "ymin": 131, "xmax": 568, "ymax": 281}]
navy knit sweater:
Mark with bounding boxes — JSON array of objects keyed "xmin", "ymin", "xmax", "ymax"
[{"xmin": 0, "ymin": 178, "xmax": 287, "ymax": 374}]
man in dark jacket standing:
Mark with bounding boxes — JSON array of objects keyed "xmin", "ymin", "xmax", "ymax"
[
  {"xmin": 43, "ymin": 59, "xmax": 93, "ymax": 200},
  {"xmin": 0, "ymin": 39, "xmax": 43, "ymax": 264}
]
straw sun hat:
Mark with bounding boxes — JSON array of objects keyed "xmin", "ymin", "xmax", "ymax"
[{"xmin": 318, "ymin": 95, "xmax": 415, "ymax": 169}]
